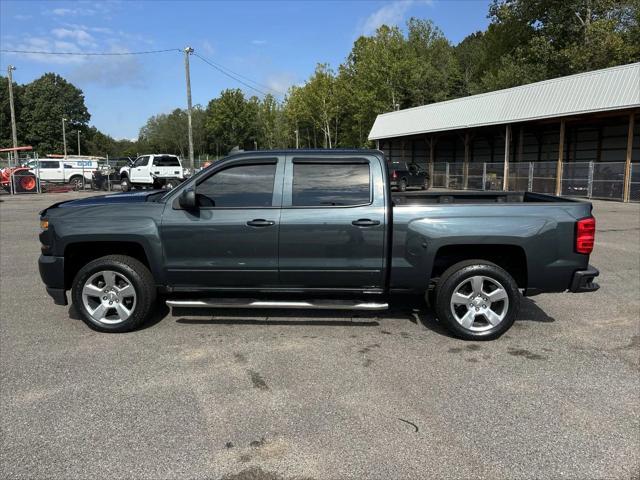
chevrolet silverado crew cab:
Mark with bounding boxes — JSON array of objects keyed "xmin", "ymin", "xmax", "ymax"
[
  {"xmin": 38, "ymin": 150, "xmax": 599, "ymax": 340},
  {"xmin": 119, "ymin": 154, "xmax": 184, "ymax": 191}
]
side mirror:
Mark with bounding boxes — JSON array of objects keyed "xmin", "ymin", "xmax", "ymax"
[{"xmin": 179, "ymin": 188, "xmax": 197, "ymax": 210}]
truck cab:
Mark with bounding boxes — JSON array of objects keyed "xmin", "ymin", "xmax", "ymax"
[{"xmin": 120, "ymin": 154, "xmax": 184, "ymax": 191}]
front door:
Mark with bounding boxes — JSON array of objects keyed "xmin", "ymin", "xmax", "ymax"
[
  {"xmin": 277, "ymin": 155, "xmax": 386, "ymax": 290},
  {"xmin": 160, "ymin": 157, "xmax": 284, "ymax": 289},
  {"xmin": 131, "ymin": 156, "xmax": 151, "ymax": 184}
]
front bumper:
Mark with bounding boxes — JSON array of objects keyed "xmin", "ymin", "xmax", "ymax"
[
  {"xmin": 569, "ymin": 265, "xmax": 600, "ymax": 293},
  {"xmin": 38, "ymin": 255, "xmax": 67, "ymax": 305}
]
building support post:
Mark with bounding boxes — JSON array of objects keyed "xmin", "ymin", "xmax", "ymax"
[
  {"xmin": 428, "ymin": 135, "xmax": 435, "ymax": 188},
  {"xmin": 555, "ymin": 119, "xmax": 566, "ymax": 196},
  {"xmin": 503, "ymin": 124, "xmax": 511, "ymax": 191},
  {"xmin": 463, "ymin": 131, "xmax": 470, "ymax": 189},
  {"xmin": 623, "ymin": 113, "xmax": 635, "ymax": 203}
]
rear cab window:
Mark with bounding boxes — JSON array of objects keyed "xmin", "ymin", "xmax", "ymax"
[
  {"xmin": 153, "ymin": 156, "xmax": 181, "ymax": 167},
  {"xmin": 291, "ymin": 159, "xmax": 371, "ymax": 207}
]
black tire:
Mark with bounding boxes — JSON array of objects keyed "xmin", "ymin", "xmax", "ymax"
[
  {"xmin": 432, "ymin": 260, "xmax": 520, "ymax": 341},
  {"xmin": 71, "ymin": 255, "xmax": 156, "ymax": 333},
  {"xmin": 164, "ymin": 179, "xmax": 179, "ymax": 190},
  {"xmin": 13, "ymin": 172, "xmax": 38, "ymax": 193},
  {"xmin": 399, "ymin": 179, "xmax": 407, "ymax": 192},
  {"xmin": 120, "ymin": 177, "xmax": 131, "ymax": 192},
  {"xmin": 69, "ymin": 175, "xmax": 85, "ymax": 191}
]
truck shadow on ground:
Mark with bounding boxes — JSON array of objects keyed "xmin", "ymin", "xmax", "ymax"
[
  {"xmin": 171, "ymin": 296, "xmax": 554, "ymax": 338},
  {"xmin": 69, "ymin": 295, "xmax": 554, "ymax": 336}
]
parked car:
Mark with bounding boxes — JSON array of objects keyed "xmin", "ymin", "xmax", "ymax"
[
  {"xmin": 119, "ymin": 154, "xmax": 184, "ymax": 191},
  {"xmin": 389, "ymin": 161, "xmax": 429, "ymax": 191},
  {"xmin": 38, "ymin": 149, "xmax": 599, "ymax": 340}
]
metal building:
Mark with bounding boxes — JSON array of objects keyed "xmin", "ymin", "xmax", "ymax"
[{"xmin": 369, "ymin": 62, "xmax": 640, "ymax": 202}]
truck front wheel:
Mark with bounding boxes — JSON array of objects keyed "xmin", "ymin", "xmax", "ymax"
[
  {"xmin": 432, "ymin": 260, "xmax": 520, "ymax": 341},
  {"xmin": 71, "ymin": 255, "xmax": 156, "ymax": 333},
  {"xmin": 120, "ymin": 177, "xmax": 131, "ymax": 192}
]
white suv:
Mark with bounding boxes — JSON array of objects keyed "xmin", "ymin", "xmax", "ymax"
[{"xmin": 119, "ymin": 154, "xmax": 184, "ymax": 191}]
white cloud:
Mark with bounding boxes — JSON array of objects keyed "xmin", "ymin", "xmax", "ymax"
[
  {"xmin": 52, "ymin": 28, "xmax": 97, "ymax": 47},
  {"xmin": 69, "ymin": 52, "xmax": 147, "ymax": 88},
  {"xmin": 14, "ymin": 14, "xmax": 32, "ymax": 20},
  {"xmin": 265, "ymin": 72, "xmax": 297, "ymax": 96},
  {"xmin": 251, "ymin": 40, "xmax": 267, "ymax": 46},
  {"xmin": 358, "ymin": 0, "xmax": 433, "ymax": 36}
]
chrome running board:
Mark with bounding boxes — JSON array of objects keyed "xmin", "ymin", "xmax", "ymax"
[{"xmin": 166, "ymin": 298, "xmax": 389, "ymax": 311}]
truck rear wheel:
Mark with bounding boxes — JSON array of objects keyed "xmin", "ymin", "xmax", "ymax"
[
  {"xmin": 69, "ymin": 175, "xmax": 85, "ymax": 191},
  {"xmin": 432, "ymin": 260, "xmax": 520, "ymax": 340},
  {"xmin": 71, "ymin": 255, "xmax": 156, "ymax": 333}
]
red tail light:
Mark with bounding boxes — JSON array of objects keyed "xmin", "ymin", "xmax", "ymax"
[
  {"xmin": 391, "ymin": 170, "xmax": 398, "ymax": 179},
  {"xmin": 576, "ymin": 217, "xmax": 595, "ymax": 254}
]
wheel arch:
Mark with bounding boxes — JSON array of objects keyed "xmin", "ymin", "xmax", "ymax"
[
  {"xmin": 431, "ymin": 244, "xmax": 527, "ymax": 288},
  {"xmin": 63, "ymin": 241, "xmax": 154, "ymax": 289}
]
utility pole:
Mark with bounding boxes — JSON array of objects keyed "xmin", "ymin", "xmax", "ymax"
[
  {"xmin": 294, "ymin": 129, "xmax": 299, "ymax": 149},
  {"xmin": 184, "ymin": 46, "xmax": 195, "ymax": 170},
  {"xmin": 7, "ymin": 65, "xmax": 18, "ymax": 166},
  {"xmin": 62, "ymin": 117, "xmax": 67, "ymax": 158},
  {"xmin": 77, "ymin": 130, "xmax": 81, "ymax": 156}
]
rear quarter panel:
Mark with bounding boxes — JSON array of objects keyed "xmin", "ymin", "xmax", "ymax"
[{"xmin": 391, "ymin": 202, "xmax": 593, "ymax": 293}]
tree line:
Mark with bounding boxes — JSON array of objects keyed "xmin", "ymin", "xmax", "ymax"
[{"xmin": 2, "ymin": 0, "xmax": 638, "ymax": 159}]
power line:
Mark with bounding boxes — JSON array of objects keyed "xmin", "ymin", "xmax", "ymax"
[
  {"xmin": 0, "ymin": 48, "xmax": 181, "ymax": 56},
  {"xmin": 193, "ymin": 52, "xmax": 285, "ymax": 97},
  {"xmin": 2, "ymin": 47, "xmax": 287, "ymax": 97}
]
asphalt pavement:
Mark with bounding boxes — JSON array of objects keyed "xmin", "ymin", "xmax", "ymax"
[{"xmin": 1, "ymin": 191, "xmax": 638, "ymax": 479}]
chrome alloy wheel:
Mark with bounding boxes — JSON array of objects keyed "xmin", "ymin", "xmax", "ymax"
[
  {"xmin": 450, "ymin": 275, "xmax": 509, "ymax": 332},
  {"xmin": 81, "ymin": 270, "xmax": 137, "ymax": 325}
]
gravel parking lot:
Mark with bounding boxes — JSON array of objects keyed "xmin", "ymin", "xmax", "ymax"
[{"xmin": 1, "ymin": 191, "xmax": 639, "ymax": 480}]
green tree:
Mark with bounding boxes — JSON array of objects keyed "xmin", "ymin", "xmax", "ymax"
[
  {"xmin": 0, "ymin": 75, "xmax": 24, "ymax": 149},
  {"xmin": 204, "ymin": 89, "xmax": 259, "ymax": 154},
  {"xmin": 19, "ymin": 73, "xmax": 90, "ymax": 154}
]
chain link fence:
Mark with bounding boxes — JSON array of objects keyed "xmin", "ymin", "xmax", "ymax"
[
  {"xmin": 629, "ymin": 163, "xmax": 640, "ymax": 202},
  {"xmin": 428, "ymin": 161, "xmax": 639, "ymax": 202}
]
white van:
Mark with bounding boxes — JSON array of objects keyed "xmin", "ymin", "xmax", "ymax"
[{"xmin": 27, "ymin": 159, "xmax": 98, "ymax": 189}]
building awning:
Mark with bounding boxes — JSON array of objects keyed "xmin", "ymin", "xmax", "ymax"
[{"xmin": 368, "ymin": 62, "xmax": 640, "ymax": 141}]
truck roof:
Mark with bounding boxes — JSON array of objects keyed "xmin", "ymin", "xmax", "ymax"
[{"xmin": 228, "ymin": 149, "xmax": 384, "ymax": 157}]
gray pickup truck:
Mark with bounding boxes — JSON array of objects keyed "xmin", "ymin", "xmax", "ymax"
[{"xmin": 38, "ymin": 149, "xmax": 599, "ymax": 340}]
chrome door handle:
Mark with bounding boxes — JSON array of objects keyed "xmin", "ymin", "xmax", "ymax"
[
  {"xmin": 247, "ymin": 219, "xmax": 275, "ymax": 227},
  {"xmin": 352, "ymin": 219, "xmax": 380, "ymax": 227}
]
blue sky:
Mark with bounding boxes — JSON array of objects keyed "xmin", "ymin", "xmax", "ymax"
[{"xmin": 0, "ymin": 0, "xmax": 490, "ymax": 139}]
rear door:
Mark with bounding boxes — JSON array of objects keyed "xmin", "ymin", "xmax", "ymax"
[
  {"xmin": 277, "ymin": 155, "xmax": 386, "ymax": 290},
  {"xmin": 160, "ymin": 155, "xmax": 284, "ymax": 289},
  {"xmin": 37, "ymin": 161, "xmax": 62, "ymax": 182}
]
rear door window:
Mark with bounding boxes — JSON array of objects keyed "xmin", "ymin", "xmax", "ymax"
[{"xmin": 291, "ymin": 162, "xmax": 370, "ymax": 207}]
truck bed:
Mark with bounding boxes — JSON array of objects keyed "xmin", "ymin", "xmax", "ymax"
[{"xmin": 392, "ymin": 191, "xmax": 579, "ymax": 205}]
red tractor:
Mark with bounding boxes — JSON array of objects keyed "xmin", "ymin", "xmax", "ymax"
[{"xmin": 0, "ymin": 146, "xmax": 38, "ymax": 193}]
